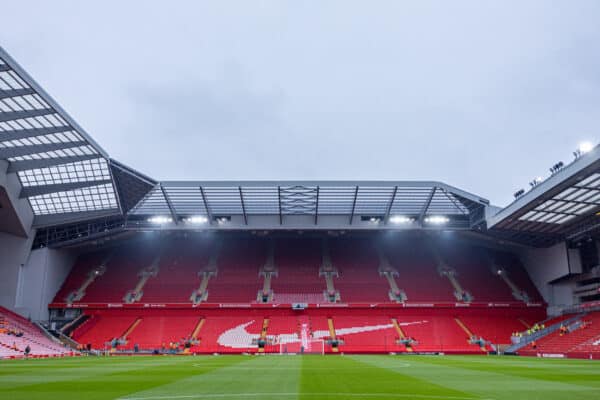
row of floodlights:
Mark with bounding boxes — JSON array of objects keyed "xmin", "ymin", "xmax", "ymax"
[
  {"xmin": 148, "ymin": 215, "xmax": 450, "ymax": 225},
  {"xmin": 371, "ymin": 215, "xmax": 450, "ymax": 224},
  {"xmin": 514, "ymin": 141, "xmax": 595, "ymax": 199},
  {"xmin": 147, "ymin": 216, "xmax": 208, "ymax": 224}
]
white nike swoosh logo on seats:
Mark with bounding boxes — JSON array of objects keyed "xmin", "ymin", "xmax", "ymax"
[{"xmin": 216, "ymin": 320, "xmax": 427, "ymax": 348}]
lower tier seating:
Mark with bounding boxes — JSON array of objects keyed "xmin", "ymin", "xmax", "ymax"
[
  {"xmin": 124, "ymin": 316, "xmax": 200, "ymax": 350},
  {"xmin": 0, "ymin": 307, "xmax": 72, "ymax": 359},
  {"xmin": 70, "ymin": 309, "xmax": 546, "ymax": 354},
  {"xmin": 519, "ymin": 312, "xmax": 600, "ymax": 357}
]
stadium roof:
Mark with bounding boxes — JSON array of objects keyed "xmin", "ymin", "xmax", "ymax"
[
  {"xmin": 0, "ymin": 48, "xmax": 121, "ymax": 224},
  {"xmin": 1, "ymin": 46, "xmax": 598, "ymax": 248},
  {"xmin": 126, "ymin": 180, "xmax": 488, "ymax": 231},
  {"xmin": 487, "ymin": 145, "xmax": 600, "ymax": 246}
]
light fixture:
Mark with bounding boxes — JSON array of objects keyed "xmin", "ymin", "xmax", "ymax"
[
  {"xmin": 389, "ymin": 216, "xmax": 414, "ymax": 224},
  {"xmin": 549, "ymin": 161, "xmax": 564, "ymax": 175},
  {"xmin": 574, "ymin": 141, "xmax": 595, "ymax": 159},
  {"xmin": 579, "ymin": 141, "xmax": 594, "ymax": 154},
  {"xmin": 424, "ymin": 216, "xmax": 449, "ymax": 224},
  {"xmin": 185, "ymin": 216, "xmax": 208, "ymax": 224},
  {"xmin": 513, "ymin": 189, "xmax": 525, "ymax": 199},
  {"xmin": 529, "ymin": 177, "xmax": 543, "ymax": 188},
  {"xmin": 147, "ymin": 216, "xmax": 173, "ymax": 224}
]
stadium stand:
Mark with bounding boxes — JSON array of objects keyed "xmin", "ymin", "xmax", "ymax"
[
  {"xmin": 47, "ymin": 234, "xmax": 552, "ymax": 354},
  {"xmin": 53, "ymin": 237, "xmax": 544, "ymax": 307},
  {"xmin": 270, "ymin": 238, "xmax": 325, "ymax": 303},
  {"xmin": 205, "ymin": 239, "xmax": 265, "ymax": 303},
  {"xmin": 383, "ymin": 237, "xmax": 456, "ymax": 302},
  {"xmin": 519, "ymin": 312, "xmax": 600, "ymax": 357},
  {"xmin": 0, "ymin": 307, "xmax": 72, "ymax": 359},
  {"xmin": 81, "ymin": 245, "xmax": 157, "ymax": 303},
  {"xmin": 329, "ymin": 238, "xmax": 390, "ymax": 302},
  {"xmin": 141, "ymin": 241, "xmax": 211, "ymax": 303}
]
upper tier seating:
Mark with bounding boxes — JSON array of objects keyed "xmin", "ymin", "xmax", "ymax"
[
  {"xmin": 270, "ymin": 238, "xmax": 325, "ymax": 301},
  {"xmin": 79, "ymin": 244, "xmax": 157, "ymax": 303},
  {"xmin": 437, "ymin": 245, "xmax": 514, "ymax": 302},
  {"xmin": 53, "ymin": 236, "xmax": 543, "ymax": 305},
  {"xmin": 329, "ymin": 238, "xmax": 390, "ymax": 302},
  {"xmin": 493, "ymin": 251, "xmax": 544, "ymax": 303},
  {"xmin": 141, "ymin": 242, "xmax": 211, "ymax": 303},
  {"xmin": 0, "ymin": 307, "xmax": 71, "ymax": 358},
  {"xmin": 384, "ymin": 237, "xmax": 456, "ymax": 302},
  {"xmin": 206, "ymin": 240, "xmax": 265, "ymax": 303},
  {"xmin": 53, "ymin": 252, "xmax": 107, "ymax": 302}
]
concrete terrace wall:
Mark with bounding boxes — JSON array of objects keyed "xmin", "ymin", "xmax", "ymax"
[
  {"xmin": 0, "ymin": 159, "xmax": 35, "ymax": 314},
  {"xmin": 519, "ymin": 243, "xmax": 575, "ymax": 315},
  {"xmin": 0, "ymin": 159, "xmax": 77, "ymax": 320},
  {"xmin": 17, "ymin": 248, "xmax": 77, "ymax": 321},
  {"xmin": 0, "ymin": 232, "xmax": 34, "ymax": 312}
]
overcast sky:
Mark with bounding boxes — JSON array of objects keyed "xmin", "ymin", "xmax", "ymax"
[{"xmin": 2, "ymin": 1, "xmax": 599, "ymax": 206}]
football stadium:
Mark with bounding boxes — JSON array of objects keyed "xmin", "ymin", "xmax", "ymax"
[{"xmin": 1, "ymin": 21, "xmax": 600, "ymax": 400}]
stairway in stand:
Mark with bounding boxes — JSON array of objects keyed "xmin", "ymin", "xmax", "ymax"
[
  {"xmin": 391, "ymin": 318, "xmax": 412, "ymax": 352},
  {"xmin": 122, "ymin": 318, "xmax": 142, "ymax": 342},
  {"xmin": 328, "ymin": 317, "xmax": 339, "ymax": 352},
  {"xmin": 258, "ymin": 318, "xmax": 269, "ymax": 353},
  {"xmin": 191, "ymin": 318, "xmax": 205, "ymax": 341},
  {"xmin": 518, "ymin": 318, "xmax": 531, "ymax": 329},
  {"xmin": 455, "ymin": 317, "xmax": 486, "ymax": 352}
]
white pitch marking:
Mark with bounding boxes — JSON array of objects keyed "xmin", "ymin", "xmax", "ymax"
[
  {"xmin": 120, "ymin": 392, "xmax": 484, "ymax": 400},
  {"xmin": 191, "ymin": 363, "xmax": 411, "ymax": 369}
]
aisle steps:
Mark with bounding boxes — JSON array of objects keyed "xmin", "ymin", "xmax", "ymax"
[{"xmin": 391, "ymin": 318, "xmax": 413, "ymax": 352}]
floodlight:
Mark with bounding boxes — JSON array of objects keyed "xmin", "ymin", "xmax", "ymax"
[
  {"xmin": 513, "ymin": 189, "xmax": 525, "ymax": 199},
  {"xmin": 574, "ymin": 142, "xmax": 596, "ymax": 159},
  {"xmin": 549, "ymin": 161, "xmax": 564, "ymax": 175},
  {"xmin": 529, "ymin": 177, "xmax": 543, "ymax": 188},
  {"xmin": 424, "ymin": 216, "xmax": 449, "ymax": 224},
  {"xmin": 185, "ymin": 216, "xmax": 208, "ymax": 224},
  {"xmin": 579, "ymin": 141, "xmax": 594, "ymax": 154},
  {"xmin": 147, "ymin": 216, "xmax": 173, "ymax": 224},
  {"xmin": 389, "ymin": 216, "xmax": 414, "ymax": 224}
]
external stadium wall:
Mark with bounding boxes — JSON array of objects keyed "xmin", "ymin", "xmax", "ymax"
[
  {"xmin": 17, "ymin": 248, "xmax": 76, "ymax": 321},
  {"xmin": 0, "ymin": 160, "xmax": 36, "ymax": 315}
]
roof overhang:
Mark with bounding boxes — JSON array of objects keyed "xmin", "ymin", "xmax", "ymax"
[
  {"xmin": 0, "ymin": 47, "xmax": 125, "ymax": 226},
  {"xmin": 487, "ymin": 145, "xmax": 600, "ymax": 245},
  {"xmin": 125, "ymin": 180, "xmax": 489, "ymax": 231}
]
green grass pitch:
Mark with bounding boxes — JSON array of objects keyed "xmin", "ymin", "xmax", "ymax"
[{"xmin": 1, "ymin": 355, "xmax": 599, "ymax": 400}]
